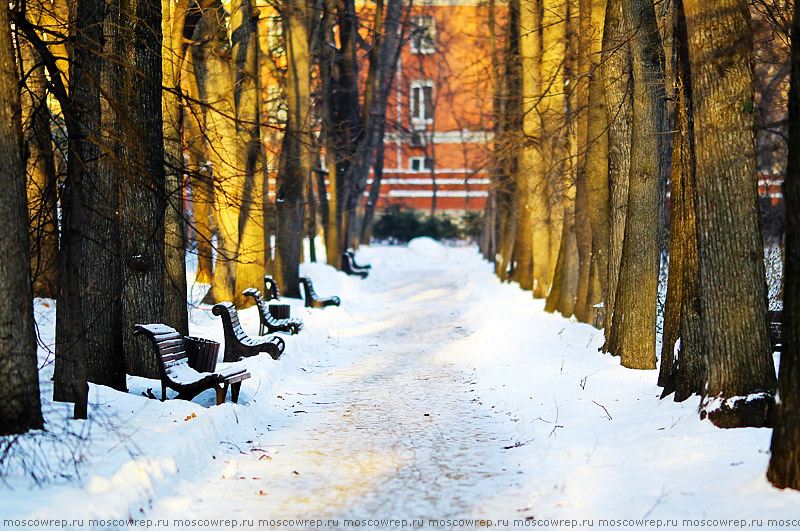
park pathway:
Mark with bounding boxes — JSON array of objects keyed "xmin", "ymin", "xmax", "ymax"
[{"xmin": 147, "ymin": 256, "xmax": 525, "ymax": 527}]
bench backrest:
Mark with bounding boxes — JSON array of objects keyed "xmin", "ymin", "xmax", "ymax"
[
  {"xmin": 133, "ymin": 323, "xmax": 188, "ymax": 376},
  {"xmin": 299, "ymin": 276, "xmax": 317, "ymax": 299},
  {"xmin": 242, "ymin": 288, "xmax": 272, "ymax": 322},
  {"xmin": 264, "ymin": 276, "xmax": 280, "ymax": 301},
  {"xmin": 212, "ymin": 301, "xmax": 249, "ymax": 342}
]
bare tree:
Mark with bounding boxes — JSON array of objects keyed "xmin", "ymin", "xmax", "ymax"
[{"xmin": 0, "ymin": 0, "xmax": 43, "ymax": 435}]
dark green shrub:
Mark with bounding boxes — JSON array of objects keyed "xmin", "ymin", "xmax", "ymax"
[{"xmin": 372, "ymin": 206, "xmax": 464, "ymax": 243}]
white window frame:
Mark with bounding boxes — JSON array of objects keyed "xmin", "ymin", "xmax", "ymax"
[
  {"xmin": 409, "ymin": 156, "xmax": 434, "ymax": 172},
  {"xmin": 410, "ymin": 15, "xmax": 436, "ymax": 54},
  {"xmin": 410, "ymin": 79, "xmax": 434, "ymax": 125}
]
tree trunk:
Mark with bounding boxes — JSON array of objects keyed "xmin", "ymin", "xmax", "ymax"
[
  {"xmin": 232, "ymin": 0, "xmax": 266, "ymax": 304},
  {"xmin": 19, "ymin": 30, "xmax": 58, "ymax": 300},
  {"xmin": 768, "ymin": 0, "xmax": 800, "ymax": 489},
  {"xmin": 200, "ymin": 3, "xmax": 243, "ymax": 304},
  {"xmin": 495, "ymin": 1, "xmax": 522, "ymax": 281},
  {"xmin": 545, "ymin": 0, "xmax": 580, "ymax": 316},
  {"xmin": 0, "ymin": 2, "xmax": 44, "ymax": 434},
  {"xmin": 517, "ymin": 0, "xmax": 548, "ymax": 294},
  {"xmin": 117, "ymin": 0, "xmax": 166, "ymax": 378},
  {"xmin": 583, "ymin": 0, "xmax": 610, "ymax": 318},
  {"xmin": 658, "ymin": 0, "xmax": 704, "ymax": 401},
  {"xmin": 606, "ymin": 0, "xmax": 665, "ymax": 369},
  {"xmin": 185, "ymin": 46, "xmax": 215, "ymax": 284},
  {"xmin": 275, "ymin": 0, "xmax": 311, "ymax": 298},
  {"xmin": 600, "ymin": 0, "xmax": 632, "ymax": 338},
  {"xmin": 362, "ymin": 122, "xmax": 388, "ymax": 243},
  {"xmin": 44, "ymin": 0, "xmax": 100, "ymax": 416},
  {"xmin": 572, "ymin": 0, "xmax": 592, "ymax": 319},
  {"xmin": 685, "ymin": 0, "xmax": 776, "ymax": 427},
  {"xmin": 162, "ymin": 0, "xmax": 190, "ymax": 337},
  {"xmin": 541, "ymin": 0, "xmax": 567, "ymax": 294}
]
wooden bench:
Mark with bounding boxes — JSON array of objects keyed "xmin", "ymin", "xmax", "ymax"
[
  {"xmin": 133, "ymin": 323, "xmax": 250, "ymax": 405},
  {"xmin": 346, "ymin": 250, "xmax": 371, "ymax": 270},
  {"xmin": 264, "ymin": 275, "xmax": 281, "ymax": 301},
  {"xmin": 768, "ymin": 309, "xmax": 782, "ymax": 352},
  {"xmin": 212, "ymin": 301, "xmax": 286, "ymax": 362},
  {"xmin": 299, "ymin": 276, "xmax": 341, "ymax": 308},
  {"xmin": 341, "ymin": 251, "xmax": 369, "ymax": 278},
  {"xmin": 242, "ymin": 288, "xmax": 303, "ymax": 335}
]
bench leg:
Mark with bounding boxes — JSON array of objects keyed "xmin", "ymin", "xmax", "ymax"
[
  {"xmin": 216, "ymin": 383, "xmax": 228, "ymax": 405},
  {"xmin": 231, "ymin": 382, "xmax": 242, "ymax": 403},
  {"xmin": 161, "ymin": 381, "xmax": 168, "ymax": 402}
]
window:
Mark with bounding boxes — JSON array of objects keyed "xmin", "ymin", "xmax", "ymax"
[
  {"xmin": 410, "ymin": 16, "xmax": 436, "ymax": 54},
  {"xmin": 409, "ymin": 157, "xmax": 434, "ymax": 172},
  {"xmin": 267, "ymin": 16, "xmax": 284, "ymax": 56},
  {"xmin": 410, "ymin": 79, "xmax": 434, "ymax": 124}
]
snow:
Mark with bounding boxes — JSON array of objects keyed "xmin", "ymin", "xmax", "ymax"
[{"xmin": 2, "ymin": 242, "xmax": 798, "ymax": 530}]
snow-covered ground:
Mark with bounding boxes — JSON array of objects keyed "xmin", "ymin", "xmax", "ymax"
[{"xmin": 2, "ymin": 239, "xmax": 799, "ymax": 530}]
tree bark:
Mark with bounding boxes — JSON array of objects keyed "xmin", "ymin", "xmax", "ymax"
[
  {"xmin": 768, "ymin": 0, "xmax": 800, "ymax": 489},
  {"xmin": 275, "ymin": 0, "xmax": 311, "ymax": 298},
  {"xmin": 606, "ymin": 0, "xmax": 665, "ymax": 369},
  {"xmin": 583, "ymin": 0, "xmax": 610, "ymax": 318},
  {"xmin": 658, "ymin": 0, "xmax": 704, "ymax": 401},
  {"xmin": 685, "ymin": 0, "xmax": 776, "ymax": 427},
  {"xmin": 573, "ymin": 0, "xmax": 592, "ymax": 319},
  {"xmin": 517, "ymin": 0, "xmax": 548, "ymax": 295},
  {"xmin": 0, "ymin": 2, "xmax": 44, "ymax": 434},
  {"xmin": 200, "ymin": 3, "xmax": 243, "ymax": 304},
  {"xmin": 232, "ymin": 0, "xmax": 266, "ymax": 304},
  {"xmin": 162, "ymin": 0, "xmax": 190, "ymax": 337},
  {"xmin": 600, "ymin": 0, "xmax": 632, "ymax": 338},
  {"xmin": 117, "ymin": 0, "xmax": 167, "ymax": 378},
  {"xmin": 19, "ymin": 25, "xmax": 58, "ymax": 300},
  {"xmin": 185, "ymin": 45, "xmax": 215, "ymax": 284}
]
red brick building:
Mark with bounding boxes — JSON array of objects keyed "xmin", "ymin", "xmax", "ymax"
[{"xmin": 374, "ymin": 0, "xmax": 494, "ymax": 214}]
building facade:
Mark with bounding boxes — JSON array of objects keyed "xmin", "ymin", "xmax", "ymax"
[{"xmin": 374, "ymin": 0, "xmax": 494, "ymax": 215}]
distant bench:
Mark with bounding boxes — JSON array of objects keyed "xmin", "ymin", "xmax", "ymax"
[
  {"xmin": 212, "ymin": 302, "xmax": 286, "ymax": 362},
  {"xmin": 264, "ymin": 275, "xmax": 280, "ymax": 301},
  {"xmin": 342, "ymin": 250, "xmax": 370, "ymax": 278},
  {"xmin": 133, "ymin": 323, "xmax": 250, "ymax": 405},
  {"xmin": 242, "ymin": 288, "xmax": 302, "ymax": 335},
  {"xmin": 299, "ymin": 276, "xmax": 340, "ymax": 308}
]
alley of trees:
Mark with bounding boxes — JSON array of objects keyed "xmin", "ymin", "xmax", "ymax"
[{"xmin": 1, "ymin": 0, "xmax": 800, "ymax": 493}]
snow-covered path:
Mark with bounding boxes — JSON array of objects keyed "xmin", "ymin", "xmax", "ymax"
[
  {"xmin": 146, "ymin": 252, "xmax": 523, "ymax": 524},
  {"xmin": 7, "ymin": 240, "xmax": 800, "ymax": 530}
]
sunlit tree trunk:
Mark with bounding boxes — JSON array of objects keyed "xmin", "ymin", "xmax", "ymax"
[
  {"xmin": 19, "ymin": 27, "xmax": 58, "ymax": 299},
  {"xmin": 546, "ymin": 0, "xmax": 579, "ymax": 316},
  {"xmin": 685, "ymin": 0, "xmax": 776, "ymax": 427},
  {"xmin": 768, "ymin": 0, "xmax": 800, "ymax": 489},
  {"xmin": 162, "ymin": 0, "xmax": 190, "ymax": 336},
  {"xmin": 517, "ymin": 0, "xmax": 547, "ymax": 294},
  {"xmin": 184, "ymin": 46, "xmax": 215, "ymax": 284},
  {"xmin": 583, "ymin": 0, "xmax": 609, "ymax": 319},
  {"xmin": 201, "ymin": 3, "xmax": 243, "ymax": 304},
  {"xmin": 0, "ymin": 2, "xmax": 43, "ymax": 434},
  {"xmin": 541, "ymin": 0, "xmax": 567, "ymax": 293},
  {"xmin": 606, "ymin": 0, "xmax": 665, "ymax": 369},
  {"xmin": 232, "ymin": 0, "xmax": 265, "ymax": 304},
  {"xmin": 600, "ymin": 0, "xmax": 631, "ymax": 338}
]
